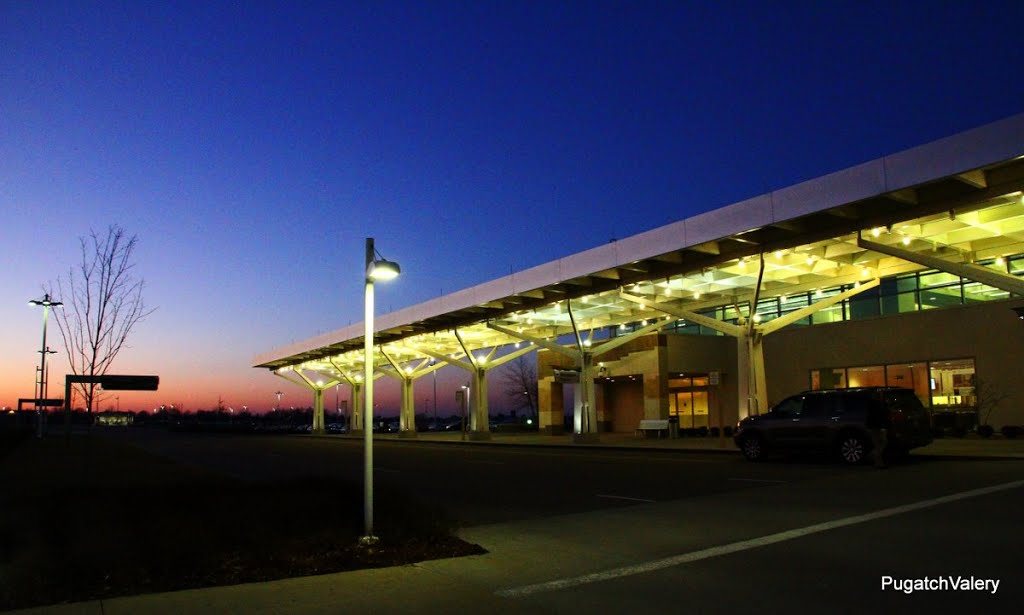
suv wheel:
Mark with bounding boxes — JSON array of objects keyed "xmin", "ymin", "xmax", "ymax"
[
  {"xmin": 837, "ymin": 432, "xmax": 868, "ymax": 465},
  {"xmin": 739, "ymin": 434, "xmax": 765, "ymax": 461}
]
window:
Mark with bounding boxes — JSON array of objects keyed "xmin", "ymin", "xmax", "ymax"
[
  {"xmin": 1010, "ymin": 256, "xmax": 1024, "ymax": 276},
  {"xmin": 811, "ymin": 358, "xmax": 975, "ymax": 414},
  {"xmin": 920, "ymin": 285, "xmax": 962, "ymax": 309},
  {"xmin": 963, "ymin": 280, "xmax": 1010, "ymax": 304},
  {"xmin": 848, "ymin": 284, "xmax": 881, "ymax": 319},
  {"xmin": 848, "ymin": 365, "xmax": 885, "ymax": 387},
  {"xmin": 885, "ymin": 363, "xmax": 929, "ymax": 407},
  {"xmin": 810, "ymin": 368, "xmax": 847, "ymax": 390},
  {"xmin": 929, "ymin": 358, "xmax": 977, "ymax": 430},
  {"xmin": 801, "ymin": 395, "xmax": 828, "ymax": 417},
  {"xmin": 919, "ymin": 271, "xmax": 960, "ymax": 288},
  {"xmin": 880, "ymin": 276, "xmax": 917, "ymax": 315},
  {"xmin": 812, "ymin": 289, "xmax": 845, "ymax": 323},
  {"xmin": 772, "ymin": 396, "xmax": 803, "ymax": 417},
  {"xmin": 929, "ymin": 358, "xmax": 976, "ymax": 411}
]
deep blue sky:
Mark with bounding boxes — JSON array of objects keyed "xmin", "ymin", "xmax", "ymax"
[{"xmin": 3, "ymin": 1, "xmax": 1023, "ymax": 412}]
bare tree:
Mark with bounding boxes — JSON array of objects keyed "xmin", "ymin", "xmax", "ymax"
[
  {"xmin": 974, "ymin": 376, "xmax": 1009, "ymax": 428},
  {"xmin": 48, "ymin": 225, "xmax": 154, "ymax": 418},
  {"xmin": 499, "ymin": 355, "xmax": 539, "ymax": 418}
]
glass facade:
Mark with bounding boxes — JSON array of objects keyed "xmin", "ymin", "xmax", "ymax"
[
  {"xmin": 809, "ymin": 358, "xmax": 976, "ymax": 425},
  {"xmin": 614, "ymin": 253, "xmax": 1024, "ymax": 337}
]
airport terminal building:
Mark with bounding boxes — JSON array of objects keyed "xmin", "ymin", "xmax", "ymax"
[{"xmin": 255, "ymin": 114, "xmax": 1024, "ymax": 439}]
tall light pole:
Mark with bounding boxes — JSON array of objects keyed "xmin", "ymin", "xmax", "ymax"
[
  {"xmin": 363, "ymin": 237, "xmax": 400, "ymax": 544},
  {"xmin": 274, "ymin": 390, "xmax": 283, "ymax": 412},
  {"xmin": 30, "ymin": 294, "xmax": 62, "ymax": 438}
]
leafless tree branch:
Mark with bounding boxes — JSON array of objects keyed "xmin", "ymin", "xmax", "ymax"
[
  {"xmin": 48, "ymin": 225, "xmax": 155, "ymax": 415},
  {"xmin": 499, "ymin": 355, "xmax": 539, "ymax": 418}
]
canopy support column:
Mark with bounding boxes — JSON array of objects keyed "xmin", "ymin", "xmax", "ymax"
[
  {"xmin": 413, "ymin": 330, "xmax": 535, "ymax": 441},
  {"xmin": 274, "ymin": 369, "xmax": 340, "ymax": 435},
  {"xmin": 620, "ymin": 273, "xmax": 880, "ymax": 419},
  {"xmin": 489, "ymin": 305, "xmax": 671, "ymax": 442}
]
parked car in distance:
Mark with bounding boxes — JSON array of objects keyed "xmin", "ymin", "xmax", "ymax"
[{"xmin": 734, "ymin": 387, "xmax": 932, "ymax": 464}]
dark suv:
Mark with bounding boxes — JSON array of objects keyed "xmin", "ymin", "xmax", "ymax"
[{"xmin": 734, "ymin": 387, "xmax": 932, "ymax": 464}]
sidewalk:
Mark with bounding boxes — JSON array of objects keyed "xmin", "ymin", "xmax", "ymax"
[
  {"xmin": 8, "ymin": 429, "xmax": 1024, "ymax": 615},
  {"xmin": 363, "ymin": 429, "xmax": 1024, "ymax": 459}
]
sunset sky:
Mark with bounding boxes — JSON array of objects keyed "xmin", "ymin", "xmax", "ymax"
[{"xmin": 3, "ymin": 1, "xmax": 1023, "ymax": 414}]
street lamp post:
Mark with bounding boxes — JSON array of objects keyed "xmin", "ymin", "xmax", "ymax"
[
  {"xmin": 362, "ymin": 237, "xmax": 400, "ymax": 544},
  {"xmin": 30, "ymin": 294, "xmax": 62, "ymax": 438}
]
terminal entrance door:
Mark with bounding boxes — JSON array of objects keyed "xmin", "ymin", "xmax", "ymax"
[{"xmin": 669, "ymin": 375, "xmax": 710, "ymax": 429}]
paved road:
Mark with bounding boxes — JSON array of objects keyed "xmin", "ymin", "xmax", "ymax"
[
  {"xmin": 112, "ymin": 430, "xmax": 851, "ymax": 525},
  {"xmin": 85, "ymin": 430, "xmax": 1023, "ymax": 614}
]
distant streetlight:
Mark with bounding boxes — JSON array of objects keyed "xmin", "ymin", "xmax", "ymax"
[
  {"xmin": 461, "ymin": 384, "xmax": 470, "ymax": 440},
  {"xmin": 29, "ymin": 294, "xmax": 62, "ymax": 438},
  {"xmin": 431, "ymin": 359, "xmax": 438, "ymax": 425},
  {"xmin": 275, "ymin": 390, "xmax": 283, "ymax": 412},
  {"xmin": 363, "ymin": 237, "xmax": 400, "ymax": 544}
]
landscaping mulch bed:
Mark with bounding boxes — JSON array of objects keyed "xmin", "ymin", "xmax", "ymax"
[{"xmin": 0, "ymin": 434, "xmax": 485, "ymax": 610}]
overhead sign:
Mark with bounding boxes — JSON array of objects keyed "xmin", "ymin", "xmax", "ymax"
[
  {"xmin": 18, "ymin": 398, "xmax": 64, "ymax": 408},
  {"xmin": 553, "ymin": 368, "xmax": 580, "ymax": 384},
  {"xmin": 99, "ymin": 375, "xmax": 160, "ymax": 391}
]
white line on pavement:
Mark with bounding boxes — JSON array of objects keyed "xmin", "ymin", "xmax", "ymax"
[
  {"xmin": 496, "ymin": 479, "xmax": 1024, "ymax": 599},
  {"xmin": 595, "ymin": 494, "xmax": 657, "ymax": 503},
  {"xmin": 728, "ymin": 478, "xmax": 788, "ymax": 483}
]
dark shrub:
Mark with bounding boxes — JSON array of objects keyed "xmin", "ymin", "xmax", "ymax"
[
  {"xmin": 977, "ymin": 424, "xmax": 994, "ymax": 438},
  {"xmin": 1000, "ymin": 425, "xmax": 1022, "ymax": 439},
  {"xmin": 949, "ymin": 426, "xmax": 967, "ymax": 438}
]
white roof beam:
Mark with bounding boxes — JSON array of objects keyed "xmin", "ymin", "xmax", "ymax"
[
  {"xmin": 956, "ymin": 170, "xmax": 988, "ymax": 189},
  {"xmin": 858, "ymin": 234, "xmax": 1024, "ymax": 296},
  {"xmin": 619, "ymin": 291, "xmax": 745, "ymax": 338},
  {"xmin": 759, "ymin": 278, "xmax": 880, "ymax": 335}
]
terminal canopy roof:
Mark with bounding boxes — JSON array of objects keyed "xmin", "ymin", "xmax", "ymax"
[{"xmin": 254, "ymin": 114, "xmax": 1024, "ymax": 375}]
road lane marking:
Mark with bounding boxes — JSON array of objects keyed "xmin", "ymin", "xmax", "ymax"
[
  {"xmin": 728, "ymin": 478, "xmax": 787, "ymax": 483},
  {"xmin": 596, "ymin": 494, "xmax": 657, "ymax": 503},
  {"xmin": 496, "ymin": 479, "xmax": 1024, "ymax": 599}
]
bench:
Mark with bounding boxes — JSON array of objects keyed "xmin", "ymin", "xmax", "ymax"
[{"xmin": 635, "ymin": 419, "xmax": 670, "ymax": 438}]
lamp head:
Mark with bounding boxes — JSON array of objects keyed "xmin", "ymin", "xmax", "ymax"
[
  {"xmin": 367, "ymin": 258, "xmax": 400, "ymax": 281},
  {"xmin": 29, "ymin": 293, "xmax": 63, "ymax": 308}
]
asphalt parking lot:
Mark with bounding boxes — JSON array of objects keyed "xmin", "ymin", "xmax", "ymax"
[{"xmin": 17, "ymin": 430, "xmax": 1022, "ymax": 615}]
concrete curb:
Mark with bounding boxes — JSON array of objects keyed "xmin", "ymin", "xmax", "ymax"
[{"xmin": 304, "ymin": 433, "xmax": 1024, "ymax": 460}]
